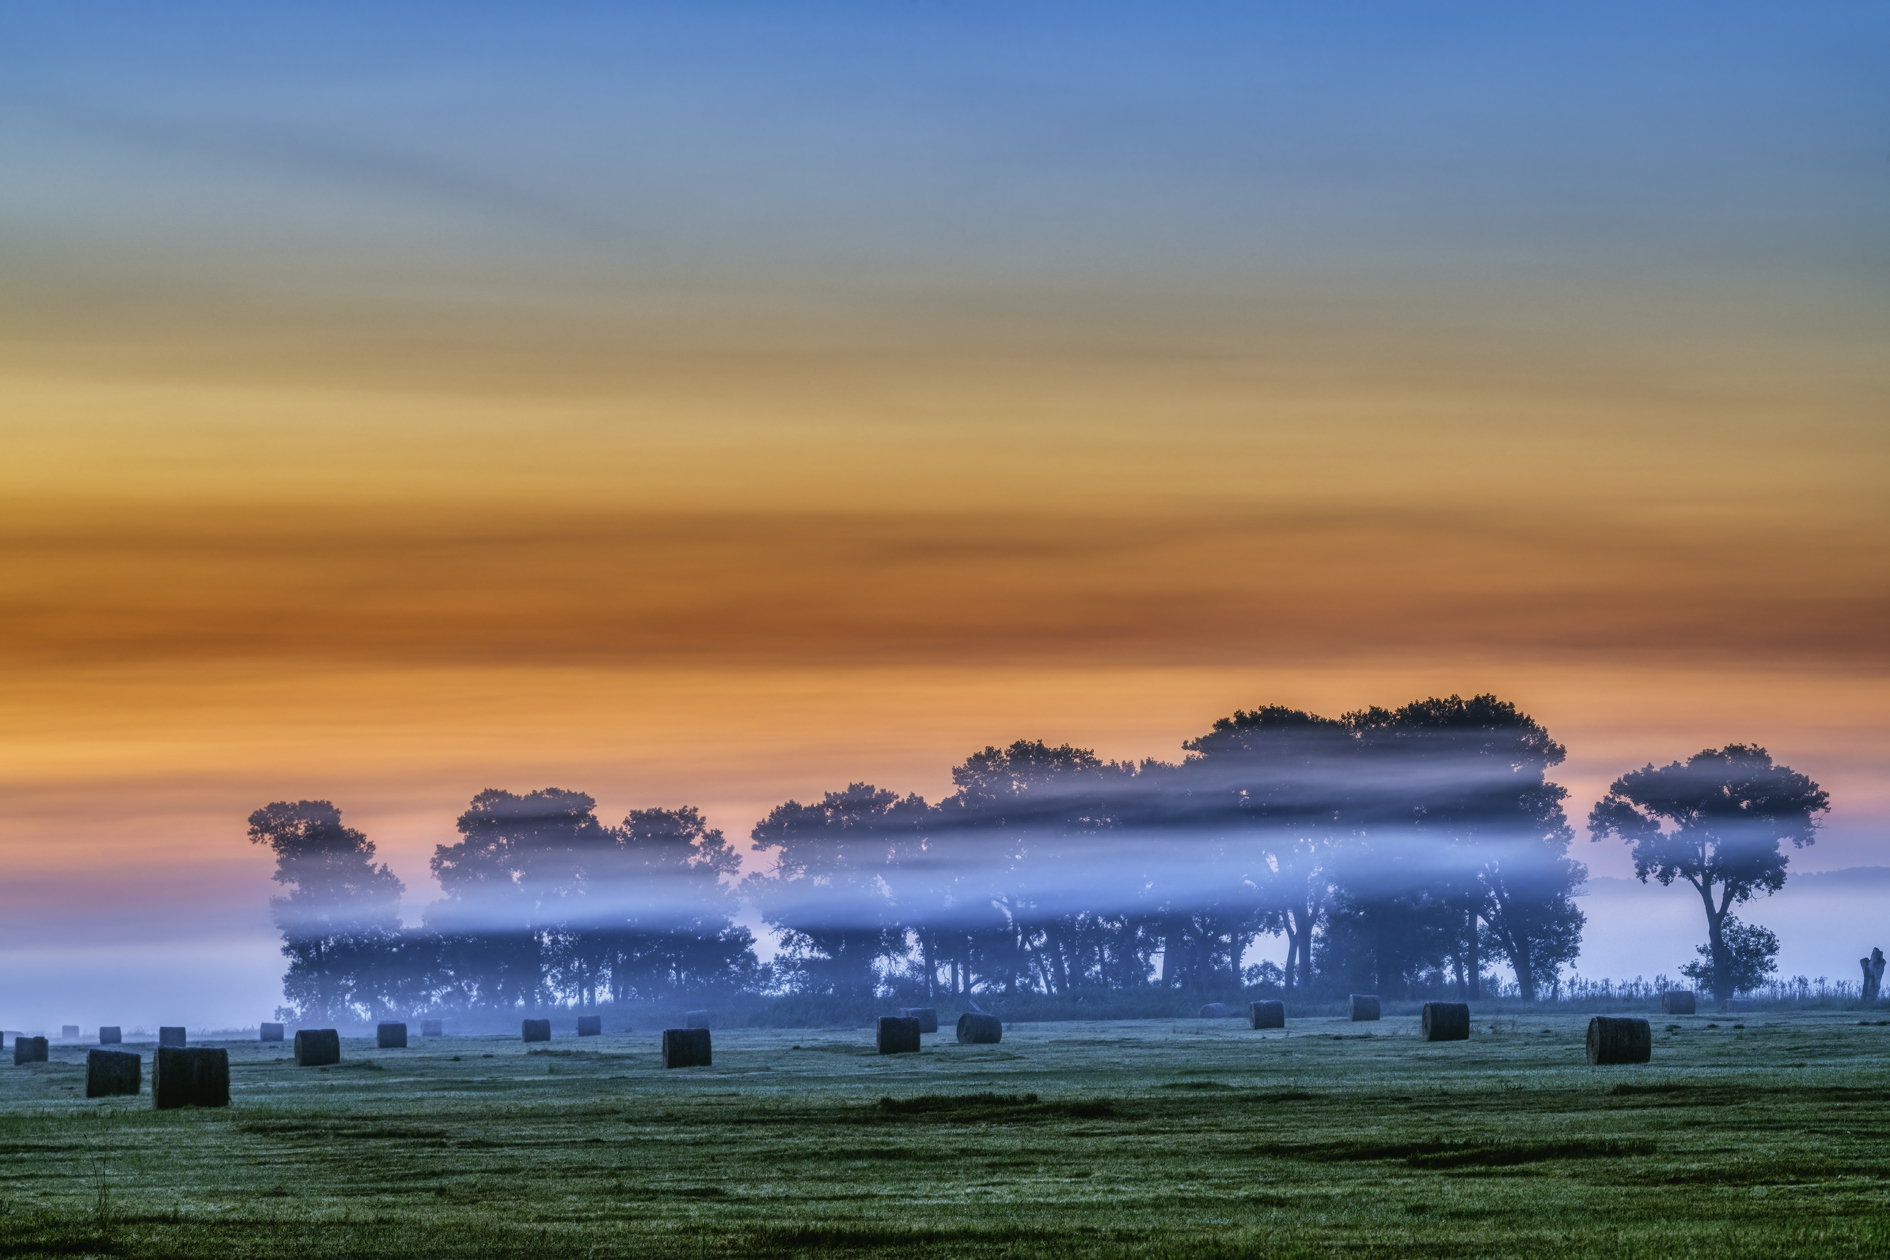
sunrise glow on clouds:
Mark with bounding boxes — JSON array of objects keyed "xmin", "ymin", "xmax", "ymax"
[{"xmin": 1, "ymin": 1, "xmax": 1884, "ymax": 1026}]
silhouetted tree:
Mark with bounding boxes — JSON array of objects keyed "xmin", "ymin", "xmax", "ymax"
[
  {"xmin": 1679, "ymin": 916, "xmax": 1778, "ymax": 995},
  {"xmin": 247, "ymin": 800, "xmax": 403, "ymax": 1023},
  {"xmin": 1589, "ymin": 744, "xmax": 1827, "ymax": 999}
]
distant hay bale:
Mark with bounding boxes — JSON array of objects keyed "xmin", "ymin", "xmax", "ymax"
[
  {"xmin": 1719, "ymin": 998, "xmax": 1754, "ymax": 1014},
  {"xmin": 13, "ymin": 1036, "xmax": 48, "ymax": 1065},
  {"xmin": 1586, "ymin": 1016, "xmax": 1652, "ymax": 1065},
  {"xmin": 1199, "ymin": 1002, "xmax": 1232, "ymax": 1019},
  {"xmin": 900, "ymin": 1008, "xmax": 939, "ymax": 1034},
  {"xmin": 259, "ymin": 1023, "xmax": 284, "ymax": 1042},
  {"xmin": 152, "ymin": 1047, "xmax": 230, "ymax": 1109},
  {"xmin": 686, "ymin": 1010, "xmax": 711, "ymax": 1030},
  {"xmin": 1248, "ymin": 1001, "xmax": 1285, "ymax": 1029},
  {"xmin": 61, "ymin": 1025, "xmax": 79, "ymax": 1038},
  {"xmin": 1660, "ymin": 991, "xmax": 1696, "ymax": 1015},
  {"xmin": 521, "ymin": 1019, "xmax": 551, "ymax": 1042},
  {"xmin": 377, "ymin": 1022, "xmax": 408, "ymax": 1049},
  {"xmin": 662, "ymin": 1028, "xmax": 712, "ymax": 1068},
  {"xmin": 99, "ymin": 1026, "xmax": 122, "ymax": 1045},
  {"xmin": 1348, "ymin": 995, "xmax": 1381, "ymax": 1022},
  {"xmin": 877, "ymin": 1016, "xmax": 922, "ymax": 1055},
  {"xmin": 1420, "ymin": 1002, "xmax": 1471, "ymax": 1042},
  {"xmin": 420, "ymin": 1020, "xmax": 444, "ymax": 1037},
  {"xmin": 576, "ymin": 1015, "xmax": 602, "ymax": 1037},
  {"xmin": 86, "ymin": 1049, "xmax": 141, "ymax": 1098},
  {"xmin": 158, "ymin": 1026, "xmax": 186, "ymax": 1048},
  {"xmin": 956, "ymin": 1013, "xmax": 1003, "ymax": 1044},
  {"xmin": 293, "ymin": 1028, "xmax": 341, "ymax": 1067}
]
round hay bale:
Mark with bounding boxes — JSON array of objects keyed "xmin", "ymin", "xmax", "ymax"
[
  {"xmin": 576, "ymin": 1015, "xmax": 602, "ymax": 1037},
  {"xmin": 420, "ymin": 1019, "xmax": 444, "ymax": 1037},
  {"xmin": 153, "ymin": 1047, "xmax": 229, "ymax": 1109},
  {"xmin": 956, "ymin": 1013, "xmax": 1002, "ymax": 1044},
  {"xmin": 99, "ymin": 1026, "xmax": 122, "ymax": 1045},
  {"xmin": 1586, "ymin": 1016, "xmax": 1652, "ymax": 1065},
  {"xmin": 1719, "ymin": 998, "xmax": 1754, "ymax": 1015},
  {"xmin": 521, "ymin": 1019, "xmax": 551, "ymax": 1042},
  {"xmin": 661, "ymin": 1027, "xmax": 712, "ymax": 1068},
  {"xmin": 877, "ymin": 1016, "xmax": 923, "ymax": 1055},
  {"xmin": 13, "ymin": 1036, "xmax": 48, "ymax": 1065},
  {"xmin": 86, "ymin": 1049, "xmax": 141, "ymax": 1098},
  {"xmin": 1248, "ymin": 1001, "xmax": 1285, "ymax": 1029},
  {"xmin": 1199, "ymin": 1002, "xmax": 1232, "ymax": 1019},
  {"xmin": 1348, "ymin": 995, "xmax": 1381, "ymax": 1021},
  {"xmin": 60, "ymin": 1025, "xmax": 79, "ymax": 1039},
  {"xmin": 377, "ymin": 1022, "xmax": 408, "ymax": 1049},
  {"xmin": 1660, "ymin": 991, "xmax": 1696, "ymax": 1015},
  {"xmin": 293, "ymin": 1028, "xmax": 341, "ymax": 1067},
  {"xmin": 259, "ymin": 1023, "xmax": 284, "ymax": 1042},
  {"xmin": 1420, "ymin": 1002, "xmax": 1470, "ymax": 1042},
  {"xmin": 157, "ymin": 1026, "xmax": 186, "ymax": 1048},
  {"xmin": 900, "ymin": 1007, "xmax": 939, "ymax": 1034},
  {"xmin": 685, "ymin": 1010, "xmax": 711, "ymax": 1030}
]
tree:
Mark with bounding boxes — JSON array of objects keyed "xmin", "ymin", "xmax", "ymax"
[
  {"xmin": 247, "ymin": 800, "xmax": 404, "ymax": 1023},
  {"xmin": 1589, "ymin": 744, "xmax": 1828, "ymax": 999},
  {"xmin": 1679, "ymin": 917, "xmax": 1778, "ymax": 995}
]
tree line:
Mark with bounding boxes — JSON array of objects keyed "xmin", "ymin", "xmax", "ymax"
[{"xmin": 247, "ymin": 693, "xmax": 1827, "ymax": 1023}]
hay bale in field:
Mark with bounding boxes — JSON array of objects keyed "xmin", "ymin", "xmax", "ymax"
[
  {"xmin": 956, "ymin": 1013, "xmax": 1002, "ymax": 1044},
  {"xmin": 685, "ymin": 1010, "xmax": 711, "ymax": 1030},
  {"xmin": 662, "ymin": 1028, "xmax": 712, "ymax": 1068},
  {"xmin": 259, "ymin": 1023, "xmax": 284, "ymax": 1042},
  {"xmin": 900, "ymin": 1007, "xmax": 939, "ymax": 1034},
  {"xmin": 157, "ymin": 1026, "xmax": 186, "ymax": 1048},
  {"xmin": 576, "ymin": 1015, "xmax": 602, "ymax": 1037},
  {"xmin": 14, "ymin": 1036, "xmax": 48, "ymax": 1065},
  {"xmin": 1420, "ymin": 1002, "xmax": 1470, "ymax": 1042},
  {"xmin": 1199, "ymin": 1002, "xmax": 1232, "ymax": 1018},
  {"xmin": 1248, "ymin": 1001, "xmax": 1285, "ymax": 1029},
  {"xmin": 99, "ymin": 1026, "xmax": 122, "ymax": 1045},
  {"xmin": 420, "ymin": 1019, "xmax": 444, "ymax": 1037},
  {"xmin": 877, "ymin": 1016, "xmax": 922, "ymax": 1055},
  {"xmin": 1586, "ymin": 1016, "xmax": 1651, "ymax": 1065},
  {"xmin": 61, "ymin": 1025, "xmax": 79, "ymax": 1039},
  {"xmin": 86, "ymin": 1049, "xmax": 141, "ymax": 1098},
  {"xmin": 1660, "ymin": 991, "xmax": 1696, "ymax": 1015},
  {"xmin": 1348, "ymin": 995, "xmax": 1381, "ymax": 1021},
  {"xmin": 377, "ymin": 1022, "xmax": 407, "ymax": 1049},
  {"xmin": 1719, "ymin": 998, "xmax": 1754, "ymax": 1014},
  {"xmin": 152, "ymin": 1047, "xmax": 229, "ymax": 1109},
  {"xmin": 521, "ymin": 1019, "xmax": 551, "ymax": 1043},
  {"xmin": 293, "ymin": 1028, "xmax": 340, "ymax": 1067}
]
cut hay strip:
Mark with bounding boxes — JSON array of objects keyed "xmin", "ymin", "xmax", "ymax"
[
  {"xmin": 293, "ymin": 1028, "xmax": 341, "ymax": 1067},
  {"xmin": 99, "ymin": 1027, "xmax": 123, "ymax": 1045},
  {"xmin": 521, "ymin": 1019, "xmax": 551, "ymax": 1043},
  {"xmin": 877, "ymin": 1016, "xmax": 922, "ymax": 1055},
  {"xmin": 157, "ymin": 1027, "xmax": 186, "ymax": 1048},
  {"xmin": 1586, "ymin": 1016, "xmax": 1652, "ymax": 1065},
  {"xmin": 576, "ymin": 1015, "xmax": 602, "ymax": 1037},
  {"xmin": 13, "ymin": 1036, "xmax": 47, "ymax": 1065},
  {"xmin": 377, "ymin": 1022, "xmax": 407, "ymax": 1049},
  {"xmin": 1348, "ymin": 995, "xmax": 1381, "ymax": 1022},
  {"xmin": 1421, "ymin": 1002, "xmax": 1470, "ymax": 1042},
  {"xmin": 86, "ymin": 1049, "xmax": 141, "ymax": 1098},
  {"xmin": 1248, "ymin": 1001, "xmax": 1285, "ymax": 1029},
  {"xmin": 956, "ymin": 1013, "xmax": 1002, "ymax": 1044},
  {"xmin": 900, "ymin": 1007, "xmax": 939, "ymax": 1034},
  {"xmin": 662, "ymin": 1027, "xmax": 712, "ymax": 1068},
  {"xmin": 259, "ymin": 1023, "xmax": 284, "ymax": 1042},
  {"xmin": 1660, "ymin": 991, "xmax": 1696, "ymax": 1015},
  {"xmin": 152, "ymin": 1047, "xmax": 229, "ymax": 1109}
]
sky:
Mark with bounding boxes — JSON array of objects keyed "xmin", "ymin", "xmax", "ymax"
[{"xmin": 1, "ymin": 1, "xmax": 1885, "ymax": 1030}]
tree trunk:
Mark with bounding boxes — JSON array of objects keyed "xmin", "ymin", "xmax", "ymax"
[{"xmin": 1700, "ymin": 882, "xmax": 1731, "ymax": 999}]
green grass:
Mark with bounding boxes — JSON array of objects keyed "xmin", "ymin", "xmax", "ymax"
[{"xmin": 2, "ymin": 1013, "xmax": 1886, "ymax": 1257}]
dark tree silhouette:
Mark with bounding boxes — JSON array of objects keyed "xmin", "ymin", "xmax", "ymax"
[
  {"xmin": 1679, "ymin": 916, "xmax": 1779, "ymax": 994},
  {"xmin": 247, "ymin": 800, "xmax": 403, "ymax": 1022},
  {"xmin": 1589, "ymin": 744, "xmax": 1827, "ymax": 998}
]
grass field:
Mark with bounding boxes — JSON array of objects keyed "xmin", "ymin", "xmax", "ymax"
[{"xmin": 2, "ymin": 1011, "xmax": 1886, "ymax": 1257}]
